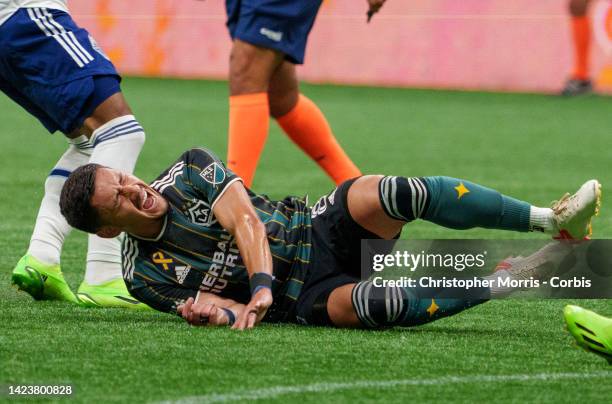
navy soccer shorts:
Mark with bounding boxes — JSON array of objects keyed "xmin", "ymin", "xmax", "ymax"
[
  {"xmin": 0, "ymin": 7, "xmax": 121, "ymax": 134},
  {"xmin": 293, "ymin": 178, "xmax": 399, "ymax": 326},
  {"xmin": 225, "ymin": 0, "xmax": 322, "ymax": 64}
]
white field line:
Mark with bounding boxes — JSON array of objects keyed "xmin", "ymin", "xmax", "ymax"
[{"xmin": 155, "ymin": 371, "xmax": 612, "ymax": 404}]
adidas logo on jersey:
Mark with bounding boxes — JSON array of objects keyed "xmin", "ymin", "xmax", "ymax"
[{"xmin": 175, "ymin": 265, "xmax": 191, "ymax": 284}]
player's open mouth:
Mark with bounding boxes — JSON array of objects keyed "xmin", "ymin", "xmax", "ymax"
[{"xmin": 140, "ymin": 188, "xmax": 155, "ymax": 211}]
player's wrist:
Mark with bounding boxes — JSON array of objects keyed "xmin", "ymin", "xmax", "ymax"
[
  {"xmin": 221, "ymin": 308, "xmax": 236, "ymax": 326},
  {"xmin": 249, "ymin": 272, "xmax": 273, "ymax": 295}
]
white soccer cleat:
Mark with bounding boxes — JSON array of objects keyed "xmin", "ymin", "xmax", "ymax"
[
  {"xmin": 495, "ymin": 242, "xmax": 573, "ymax": 284},
  {"xmin": 551, "ymin": 179, "xmax": 601, "ymax": 240}
]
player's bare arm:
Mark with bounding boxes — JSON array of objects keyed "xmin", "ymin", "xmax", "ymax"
[{"xmin": 212, "ymin": 181, "xmax": 274, "ymax": 330}]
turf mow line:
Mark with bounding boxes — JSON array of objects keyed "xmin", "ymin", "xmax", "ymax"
[{"xmin": 155, "ymin": 371, "xmax": 612, "ymax": 403}]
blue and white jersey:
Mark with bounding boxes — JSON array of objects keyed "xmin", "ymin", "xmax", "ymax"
[
  {"xmin": 0, "ymin": 0, "xmax": 68, "ymax": 26},
  {"xmin": 0, "ymin": 1, "xmax": 120, "ymax": 134}
]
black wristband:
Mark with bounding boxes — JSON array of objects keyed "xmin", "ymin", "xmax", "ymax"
[{"xmin": 249, "ymin": 272, "xmax": 273, "ymax": 295}]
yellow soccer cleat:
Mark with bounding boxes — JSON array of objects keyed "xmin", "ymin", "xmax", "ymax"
[
  {"xmin": 77, "ymin": 278, "xmax": 152, "ymax": 310},
  {"xmin": 564, "ymin": 305, "xmax": 612, "ymax": 364},
  {"xmin": 11, "ymin": 254, "xmax": 78, "ymax": 303}
]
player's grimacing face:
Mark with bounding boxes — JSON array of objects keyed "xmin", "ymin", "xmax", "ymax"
[{"xmin": 91, "ymin": 167, "xmax": 168, "ymax": 236}]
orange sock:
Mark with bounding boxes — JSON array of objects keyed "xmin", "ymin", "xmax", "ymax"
[
  {"xmin": 276, "ymin": 94, "xmax": 361, "ymax": 185},
  {"xmin": 571, "ymin": 16, "xmax": 591, "ymax": 80},
  {"xmin": 227, "ymin": 93, "xmax": 269, "ymax": 187}
]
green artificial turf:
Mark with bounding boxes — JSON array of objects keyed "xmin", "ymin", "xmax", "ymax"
[{"xmin": 1, "ymin": 78, "xmax": 611, "ymax": 403}]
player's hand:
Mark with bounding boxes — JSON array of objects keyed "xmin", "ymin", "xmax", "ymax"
[
  {"xmin": 232, "ymin": 288, "xmax": 273, "ymax": 330},
  {"xmin": 177, "ymin": 297, "xmax": 230, "ymax": 327},
  {"xmin": 366, "ymin": 0, "xmax": 386, "ymax": 21}
]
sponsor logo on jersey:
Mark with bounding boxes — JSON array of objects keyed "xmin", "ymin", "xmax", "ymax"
[
  {"xmin": 259, "ymin": 27, "xmax": 283, "ymax": 42},
  {"xmin": 311, "ymin": 194, "xmax": 328, "ymax": 218},
  {"xmin": 328, "ymin": 189, "xmax": 337, "ymax": 206},
  {"xmin": 186, "ymin": 199, "xmax": 216, "ymax": 226},
  {"xmin": 152, "ymin": 251, "xmax": 173, "ymax": 270},
  {"xmin": 175, "ymin": 265, "xmax": 191, "ymax": 284},
  {"xmin": 201, "ymin": 162, "xmax": 225, "ymax": 185},
  {"xmin": 200, "ymin": 234, "xmax": 240, "ymax": 294}
]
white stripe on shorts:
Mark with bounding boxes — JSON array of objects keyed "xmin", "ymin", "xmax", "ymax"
[{"xmin": 28, "ymin": 8, "xmax": 92, "ymax": 67}]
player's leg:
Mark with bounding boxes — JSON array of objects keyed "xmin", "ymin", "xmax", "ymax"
[
  {"xmin": 75, "ymin": 91, "xmax": 147, "ymax": 308},
  {"xmin": 562, "ymin": 0, "xmax": 594, "ymax": 95},
  {"xmin": 226, "ymin": 39, "xmax": 283, "ymax": 187},
  {"xmin": 271, "ymin": 61, "xmax": 361, "ymax": 184},
  {"xmin": 225, "ymin": 0, "xmax": 325, "ymax": 187},
  {"xmin": 326, "ymin": 243, "xmax": 575, "ymax": 328},
  {"xmin": 12, "ymin": 138, "xmax": 92, "ymax": 303},
  {"xmin": 0, "ymin": 39, "xmax": 87, "ymax": 303},
  {"xmin": 3, "ymin": 8, "xmax": 146, "ymax": 306},
  {"xmin": 326, "ymin": 282, "xmax": 489, "ymax": 328},
  {"xmin": 348, "ymin": 175, "xmax": 600, "ymax": 240}
]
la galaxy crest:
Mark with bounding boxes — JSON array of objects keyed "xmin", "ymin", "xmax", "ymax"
[
  {"xmin": 185, "ymin": 199, "xmax": 216, "ymax": 226},
  {"xmin": 200, "ymin": 162, "xmax": 225, "ymax": 185}
]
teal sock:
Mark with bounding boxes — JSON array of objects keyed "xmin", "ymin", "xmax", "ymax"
[
  {"xmin": 351, "ymin": 281, "xmax": 490, "ymax": 328},
  {"xmin": 422, "ymin": 176, "xmax": 531, "ymax": 232}
]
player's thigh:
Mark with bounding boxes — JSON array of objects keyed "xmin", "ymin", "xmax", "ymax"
[
  {"xmin": 79, "ymin": 91, "xmax": 132, "ymax": 135},
  {"xmin": 229, "ymin": 39, "xmax": 284, "ymax": 95},
  {"xmin": 327, "ymin": 283, "xmax": 361, "ymax": 327},
  {"xmin": 294, "ymin": 267, "xmax": 358, "ymax": 327},
  {"xmin": 347, "ymin": 175, "xmax": 405, "ymax": 239},
  {"xmin": 268, "ymin": 61, "xmax": 299, "ymax": 118}
]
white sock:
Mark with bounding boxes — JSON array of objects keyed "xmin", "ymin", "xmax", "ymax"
[
  {"xmin": 529, "ymin": 206, "xmax": 554, "ymax": 233},
  {"xmin": 27, "ymin": 137, "xmax": 92, "ymax": 266},
  {"xmin": 85, "ymin": 115, "xmax": 145, "ymax": 284},
  {"xmin": 88, "ymin": 115, "xmax": 145, "ymax": 171},
  {"xmin": 84, "ymin": 236, "xmax": 124, "ymax": 284}
]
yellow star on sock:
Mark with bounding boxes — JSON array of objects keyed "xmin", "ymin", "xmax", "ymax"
[
  {"xmin": 454, "ymin": 182, "xmax": 470, "ymax": 199},
  {"xmin": 427, "ymin": 299, "xmax": 439, "ymax": 317}
]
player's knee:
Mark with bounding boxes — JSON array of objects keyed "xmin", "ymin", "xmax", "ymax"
[
  {"xmin": 126, "ymin": 129, "xmax": 146, "ymax": 148},
  {"xmin": 90, "ymin": 116, "xmax": 146, "ymax": 155},
  {"xmin": 268, "ymin": 90, "xmax": 298, "ymax": 118},
  {"xmin": 82, "ymin": 94, "xmax": 134, "ymax": 134},
  {"xmin": 378, "ymin": 175, "xmax": 429, "ymax": 222}
]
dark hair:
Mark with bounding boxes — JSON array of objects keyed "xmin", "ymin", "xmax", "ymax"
[{"xmin": 60, "ymin": 163, "xmax": 103, "ymax": 234}]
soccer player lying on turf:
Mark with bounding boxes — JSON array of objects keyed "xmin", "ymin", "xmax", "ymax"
[{"xmin": 58, "ymin": 148, "xmax": 601, "ymax": 329}]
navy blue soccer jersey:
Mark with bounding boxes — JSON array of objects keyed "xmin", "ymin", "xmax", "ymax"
[{"xmin": 123, "ymin": 148, "xmax": 312, "ymax": 321}]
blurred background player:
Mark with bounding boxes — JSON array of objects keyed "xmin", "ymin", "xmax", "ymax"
[
  {"xmin": 1, "ymin": 1, "xmax": 148, "ymax": 309},
  {"xmin": 562, "ymin": 0, "xmax": 597, "ymax": 96},
  {"xmin": 564, "ymin": 305, "xmax": 612, "ymax": 363},
  {"xmin": 223, "ymin": 0, "xmax": 386, "ymax": 187}
]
